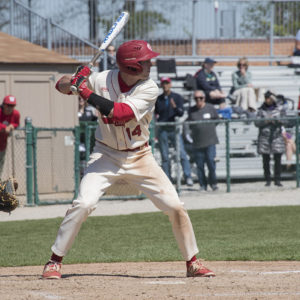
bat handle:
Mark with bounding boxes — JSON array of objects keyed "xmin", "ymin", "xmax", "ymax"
[{"xmin": 89, "ymin": 50, "xmax": 105, "ymax": 68}]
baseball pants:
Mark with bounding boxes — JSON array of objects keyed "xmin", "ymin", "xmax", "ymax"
[{"xmin": 51, "ymin": 142, "xmax": 199, "ymax": 261}]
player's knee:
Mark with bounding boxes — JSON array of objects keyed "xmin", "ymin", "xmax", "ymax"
[
  {"xmin": 167, "ymin": 206, "xmax": 189, "ymax": 228},
  {"xmin": 72, "ymin": 197, "xmax": 98, "ymax": 212}
]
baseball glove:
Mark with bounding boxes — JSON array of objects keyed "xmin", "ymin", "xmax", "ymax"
[{"xmin": 0, "ymin": 177, "xmax": 19, "ymax": 214}]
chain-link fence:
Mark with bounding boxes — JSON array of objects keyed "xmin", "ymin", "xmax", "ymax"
[
  {"xmin": 2, "ymin": 116, "xmax": 299, "ymax": 206},
  {"xmin": 151, "ymin": 117, "xmax": 300, "ymax": 193},
  {"xmin": 1, "ymin": 128, "xmax": 26, "ymax": 197}
]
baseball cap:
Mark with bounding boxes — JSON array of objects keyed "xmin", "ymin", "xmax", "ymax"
[
  {"xmin": 160, "ymin": 77, "xmax": 171, "ymax": 84},
  {"xmin": 204, "ymin": 57, "xmax": 217, "ymax": 64},
  {"xmin": 3, "ymin": 95, "xmax": 16, "ymax": 106}
]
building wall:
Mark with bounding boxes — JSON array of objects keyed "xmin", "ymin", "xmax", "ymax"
[
  {"xmin": 0, "ymin": 68, "xmax": 79, "ymax": 195},
  {"xmin": 152, "ymin": 38, "xmax": 295, "ymax": 63}
]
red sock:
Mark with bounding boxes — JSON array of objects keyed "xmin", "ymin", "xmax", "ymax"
[
  {"xmin": 51, "ymin": 253, "xmax": 63, "ymax": 263},
  {"xmin": 186, "ymin": 255, "xmax": 197, "ymax": 267}
]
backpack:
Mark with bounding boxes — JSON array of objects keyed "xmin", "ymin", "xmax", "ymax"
[{"xmin": 183, "ymin": 74, "xmax": 197, "ymax": 91}]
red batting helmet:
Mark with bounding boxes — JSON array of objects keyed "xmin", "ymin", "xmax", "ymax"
[
  {"xmin": 116, "ymin": 40, "xmax": 160, "ymax": 75},
  {"xmin": 3, "ymin": 95, "xmax": 16, "ymax": 106}
]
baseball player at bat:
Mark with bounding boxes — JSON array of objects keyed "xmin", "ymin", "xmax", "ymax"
[{"xmin": 42, "ymin": 40, "xmax": 215, "ymax": 279}]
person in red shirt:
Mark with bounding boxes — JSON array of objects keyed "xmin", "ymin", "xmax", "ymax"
[{"xmin": 0, "ymin": 95, "xmax": 20, "ymax": 176}]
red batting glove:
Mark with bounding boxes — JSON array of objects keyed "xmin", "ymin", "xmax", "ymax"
[
  {"xmin": 70, "ymin": 75, "xmax": 93, "ymax": 100},
  {"xmin": 73, "ymin": 65, "xmax": 91, "ymax": 78}
]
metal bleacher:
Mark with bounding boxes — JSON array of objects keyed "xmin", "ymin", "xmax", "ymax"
[{"xmin": 150, "ymin": 64, "xmax": 300, "ymax": 180}]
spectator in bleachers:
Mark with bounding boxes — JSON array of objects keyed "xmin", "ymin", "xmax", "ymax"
[
  {"xmin": 195, "ymin": 57, "xmax": 226, "ymax": 109},
  {"xmin": 282, "ymin": 126, "xmax": 296, "ymax": 170},
  {"xmin": 155, "ymin": 77, "xmax": 193, "ymax": 186},
  {"xmin": 99, "ymin": 45, "xmax": 118, "ymax": 72},
  {"xmin": 187, "ymin": 90, "xmax": 219, "ymax": 191},
  {"xmin": 0, "ymin": 95, "xmax": 20, "ymax": 177},
  {"xmin": 293, "ymin": 29, "xmax": 300, "ymax": 56},
  {"xmin": 254, "ymin": 91, "xmax": 287, "ymax": 187},
  {"xmin": 231, "ymin": 57, "xmax": 257, "ymax": 117}
]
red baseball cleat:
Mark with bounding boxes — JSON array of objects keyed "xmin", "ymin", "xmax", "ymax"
[
  {"xmin": 42, "ymin": 260, "xmax": 62, "ymax": 279},
  {"xmin": 186, "ymin": 259, "xmax": 215, "ymax": 277}
]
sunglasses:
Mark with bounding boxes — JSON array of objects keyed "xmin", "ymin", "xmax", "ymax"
[
  {"xmin": 238, "ymin": 64, "xmax": 247, "ymax": 67},
  {"xmin": 194, "ymin": 96, "xmax": 205, "ymax": 101}
]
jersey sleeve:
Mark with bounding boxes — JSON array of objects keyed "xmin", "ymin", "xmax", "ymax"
[
  {"xmin": 87, "ymin": 72, "xmax": 98, "ymax": 91},
  {"xmin": 124, "ymin": 80, "xmax": 159, "ymax": 122}
]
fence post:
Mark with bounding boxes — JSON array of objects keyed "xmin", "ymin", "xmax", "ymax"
[
  {"xmin": 192, "ymin": 0, "xmax": 197, "ymax": 56},
  {"xmin": 25, "ymin": 117, "xmax": 34, "ymax": 205},
  {"xmin": 225, "ymin": 120, "xmax": 231, "ymax": 192},
  {"xmin": 269, "ymin": 1, "xmax": 275, "ymax": 66},
  {"xmin": 47, "ymin": 18, "xmax": 52, "ymax": 50},
  {"xmin": 296, "ymin": 117, "xmax": 299, "ymax": 188},
  {"xmin": 149, "ymin": 120, "xmax": 155, "ymax": 154},
  {"xmin": 175, "ymin": 120, "xmax": 181, "ymax": 194},
  {"xmin": 85, "ymin": 124, "xmax": 92, "ymax": 161},
  {"xmin": 74, "ymin": 126, "xmax": 80, "ymax": 199},
  {"xmin": 10, "ymin": 0, "xmax": 14, "ymax": 36}
]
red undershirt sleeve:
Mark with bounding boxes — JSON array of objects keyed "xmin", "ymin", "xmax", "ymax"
[{"xmin": 112, "ymin": 102, "xmax": 135, "ymax": 123}]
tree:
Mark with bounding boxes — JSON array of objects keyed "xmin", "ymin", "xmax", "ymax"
[
  {"xmin": 0, "ymin": 0, "xmax": 13, "ymax": 31},
  {"xmin": 240, "ymin": 2, "xmax": 300, "ymax": 38},
  {"xmin": 98, "ymin": 0, "xmax": 170, "ymax": 40}
]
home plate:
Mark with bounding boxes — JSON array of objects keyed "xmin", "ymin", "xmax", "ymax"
[{"xmin": 145, "ymin": 281, "xmax": 186, "ymax": 285}]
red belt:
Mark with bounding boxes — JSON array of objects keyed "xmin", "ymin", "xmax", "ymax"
[
  {"xmin": 121, "ymin": 142, "xmax": 149, "ymax": 152},
  {"xmin": 97, "ymin": 140, "xmax": 149, "ymax": 152}
]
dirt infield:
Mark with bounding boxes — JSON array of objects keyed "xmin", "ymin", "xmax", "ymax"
[{"xmin": 1, "ymin": 261, "xmax": 300, "ymax": 300}]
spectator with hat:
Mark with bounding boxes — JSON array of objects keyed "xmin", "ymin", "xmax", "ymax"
[
  {"xmin": 155, "ymin": 77, "xmax": 193, "ymax": 186},
  {"xmin": 0, "ymin": 95, "xmax": 20, "ymax": 176},
  {"xmin": 195, "ymin": 57, "xmax": 227, "ymax": 109}
]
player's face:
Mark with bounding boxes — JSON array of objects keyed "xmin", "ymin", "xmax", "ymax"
[
  {"xmin": 161, "ymin": 81, "xmax": 171, "ymax": 93},
  {"xmin": 3, "ymin": 103, "xmax": 15, "ymax": 115},
  {"xmin": 138, "ymin": 60, "xmax": 152, "ymax": 80}
]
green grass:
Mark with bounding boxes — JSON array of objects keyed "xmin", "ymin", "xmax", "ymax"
[{"xmin": 1, "ymin": 206, "xmax": 300, "ymax": 267}]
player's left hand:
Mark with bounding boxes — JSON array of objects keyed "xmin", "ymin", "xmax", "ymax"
[
  {"xmin": 70, "ymin": 76, "xmax": 93, "ymax": 100},
  {"xmin": 71, "ymin": 66, "xmax": 92, "ymax": 95},
  {"xmin": 73, "ymin": 65, "xmax": 92, "ymax": 78}
]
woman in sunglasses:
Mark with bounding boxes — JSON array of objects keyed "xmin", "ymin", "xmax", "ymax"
[{"xmin": 231, "ymin": 57, "xmax": 257, "ymax": 116}]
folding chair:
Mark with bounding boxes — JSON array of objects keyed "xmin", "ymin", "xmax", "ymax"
[{"xmin": 156, "ymin": 58, "xmax": 186, "ymax": 81}]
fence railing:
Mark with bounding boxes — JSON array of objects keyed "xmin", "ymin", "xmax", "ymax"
[
  {"xmin": 9, "ymin": 0, "xmax": 98, "ymax": 62},
  {"xmin": 5, "ymin": 116, "xmax": 299, "ymax": 206},
  {"xmin": 4, "ymin": 0, "xmax": 300, "ymax": 62},
  {"xmin": 79, "ymin": 117, "xmax": 300, "ymax": 196}
]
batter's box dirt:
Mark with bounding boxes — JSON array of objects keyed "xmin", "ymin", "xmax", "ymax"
[{"xmin": 1, "ymin": 261, "xmax": 300, "ymax": 299}]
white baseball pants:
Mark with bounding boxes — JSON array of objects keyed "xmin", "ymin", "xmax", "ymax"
[{"xmin": 51, "ymin": 142, "xmax": 199, "ymax": 261}]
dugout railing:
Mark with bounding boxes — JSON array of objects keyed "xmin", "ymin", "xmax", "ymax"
[{"xmin": 23, "ymin": 117, "xmax": 300, "ymax": 206}]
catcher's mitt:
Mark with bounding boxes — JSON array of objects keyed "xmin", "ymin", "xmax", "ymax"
[{"xmin": 0, "ymin": 177, "xmax": 19, "ymax": 214}]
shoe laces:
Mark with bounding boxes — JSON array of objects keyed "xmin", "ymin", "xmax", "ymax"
[{"xmin": 45, "ymin": 260, "xmax": 61, "ymax": 271}]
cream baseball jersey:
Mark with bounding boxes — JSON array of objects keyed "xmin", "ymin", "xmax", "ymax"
[{"xmin": 88, "ymin": 69, "xmax": 159, "ymax": 150}]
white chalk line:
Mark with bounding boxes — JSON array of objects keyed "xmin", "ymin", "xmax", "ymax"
[
  {"xmin": 30, "ymin": 291, "xmax": 64, "ymax": 300},
  {"xmin": 230, "ymin": 270, "xmax": 300, "ymax": 275},
  {"xmin": 187, "ymin": 291, "xmax": 300, "ymax": 297}
]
